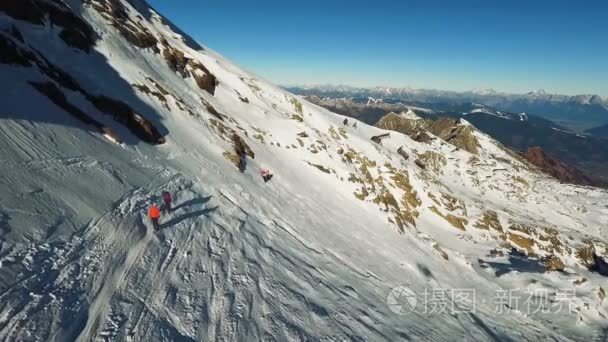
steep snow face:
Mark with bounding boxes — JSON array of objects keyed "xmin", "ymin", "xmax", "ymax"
[{"xmin": 1, "ymin": 1, "xmax": 608, "ymax": 341}]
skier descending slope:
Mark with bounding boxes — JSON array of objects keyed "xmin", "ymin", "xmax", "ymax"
[
  {"xmin": 260, "ymin": 168, "xmax": 273, "ymax": 182},
  {"xmin": 148, "ymin": 202, "xmax": 161, "ymax": 230},
  {"xmin": 238, "ymin": 152, "xmax": 248, "ymax": 172}
]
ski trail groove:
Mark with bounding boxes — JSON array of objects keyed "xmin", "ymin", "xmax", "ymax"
[{"xmin": 76, "ymin": 216, "xmax": 153, "ymax": 342}]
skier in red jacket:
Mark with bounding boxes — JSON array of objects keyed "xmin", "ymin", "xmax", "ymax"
[{"xmin": 260, "ymin": 168, "xmax": 273, "ymax": 182}]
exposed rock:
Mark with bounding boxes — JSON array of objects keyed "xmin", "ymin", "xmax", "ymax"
[
  {"xmin": 1, "ymin": 0, "xmax": 97, "ymax": 52},
  {"xmin": 0, "ymin": 0, "xmax": 45, "ymax": 25},
  {"xmin": 0, "ymin": 33, "xmax": 35, "ymax": 66},
  {"xmin": 413, "ymin": 131, "xmax": 434, "ymax": 143},
  {"xmin": 231, "ymin": 133, "xmax": 254, "ymax": 159},
  {"xmin": 489, "ymin": 248, "xmax": 504, "ymax": 257},
  {"xmin": 414, "ymin": 159, "xmax": 426, "ymax": 169},
  {"xmin": 573, "ymin": 278, "xmax": 587, "ymax": 286},
  {"xmin": 474, "ymin": 210, "xmax": 503, "ymax": 231},
  {"xmin": 162, "ymin": 42, "xmax": 189, "ymax": 77},
  {"xmin": 371, "ymin": 133, "xmax": 390, "ymax": 145},
  {"xmin": 8, "ymin": 25, "xmax": 24, "ymax": 43},
  {"xmin": 29, "ymin": 81, "xmax": 122, "ymax": 143},
  {"xmin": 201, "ymin": 99, "xmax": 223, "ymax": 121},
  {"xmin": 2, "ymin": 31, "xmax": 164, "ymax": 145},
  {"xmin": 240, "ymin": 96, "xmax": 250, "ymax": 103},
  {"xmin": 89, "ymin": 95, "xmax": 165, "ymax": 144},
  {"xmin": 507, "ymin": 232, "xmax": 535, "ymax": 255},
  {"xmin": 133, "ymin": 83, "xmax": 169, "ymax": 110},
  {"xmin": 376, "ymin": 112, "xmax": 427, "ymax": 135},
  {"xmin": 29, "ymin": 81, "xmax": 93, "ymax": 125},
  {"xmin": 543, "ymin": 255, "xmax": 565, "ymax": 272},
  {"xmin": 87, "ymin": 0, "xmax": 158, "ymax": 52},
  {"xmin": 160, "ymin": 41, "xmax": 218, "ymax": 94},
  {"xmin": 192, "ymin": 72, "xmax": 217, "ymax": 95},
  {"xmin": 376, "ymin": 113, "xmax": 479, "ymax": 153},
  {"xmin": 590, "ymin": 252, "xmax": 608, "ymax": 276},
  {"xmin": 426, "ymin": 118, "xmax": 480, "ymax": 155},
  {"xmin": 416, "ymin": 151, "xmax": 446, "ymax": 173},
  {"xmin": 290, "ymin": 98, "xmax": 303, "ymax": 115},
  {"xmin": 397, "ymin": 146, "xmax": 409, "ymax": 160},
  {"xmin": 522, "ymin": 147, "xmax": 602, "ymax": 187},
  {"xmin": 189, "ymin": 60, "xmax": 217, "ymax": 94},
  {"xmin": 429, "ymin": 206, "xmax": 468, "ymax": 231},
  {"xmin": 433, "ymin": 243, "xmax": 449, "ymax": 261},
  {"xmin": 308, "ymin": 162, "xmax": 331, "ymax": 174}
]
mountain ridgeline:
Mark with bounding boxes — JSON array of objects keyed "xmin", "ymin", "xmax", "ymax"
[
  {"xmin": 304, "ymin": 96, "xmax": 608, "ymax": 184},
  {"xmin": 289, "ymin": 85, "xmax": 608, "ymax": 131}
]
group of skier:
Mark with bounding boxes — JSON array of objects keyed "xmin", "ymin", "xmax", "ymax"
[
  {"xmin": 148, "ymin": 191, "xmax": 172, "ymax": 231},
  {"xmin": 148, "ymin": 157, "xmax": 274, "ymax": 229}
]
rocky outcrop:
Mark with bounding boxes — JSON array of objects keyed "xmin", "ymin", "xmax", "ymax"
[
  {"xmin": 543, "ymin": 255, "xmax": 566, "ymax": 272},
  {"xmin": 88, "ymin": 95, "xmax": 165, "ymax": 144},
  {"xmin": 376, "ymin": 112, "xmax": 427, "ymax": 136},
  {"xmin": 425, "ymin": 118, "xmax": 480, "ymax": 155},
  {"xmin": 397, "ymin": 146, "xmax": 409, "ymax": 160},
  {"xmin": 87, "ymin": 0, "xmax": 158, "ymax": 52},
  {"xmin": 577, "ymin": 243, "xmax": 608, "ymax": 276},
  {"xmin": 0, "ymin": 32, "xmax": 35, "ymax": 66},
  {"xmin": 29, "ymin": 81, "xmax": 122, "ymax": 143},
  {"xmin": 161, "ymin": 39, "xmax": 218, "ymax": 95},
  {"xmin": 231, "ymin": 133, "xmax": 254, "ymax": 159},
  {"xmin": 1, "ymin": 32, "xmax": 165, "ymax": 145},
  {"xmin": 1, "ymin": 0, "xmax": 97, "ymax": 52},
  {"xmin": 376, "ymin": 113, "xmax": 480, "ymax": 154},
  {"xmin": 189, "ymin": 60, "xmax": 218, "ymax": 95},
  {"xmin": 522, "ymin": 147, "xmax": 601, "ymax": 187},
  {"xmin": 371, "ymin": 133, "xmax": 390, "ymax": 145}
]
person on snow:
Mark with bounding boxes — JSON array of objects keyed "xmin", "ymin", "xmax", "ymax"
[
  {"xmin": 148, "ymin": 203, "xmax": 161, "ymax": 231},
  {"xmin": 238, "ymin": 152, "xmax": 248, "ymax": 172},
  {"xmin": 162, "ymin": 191, "xmax": 172, "ymax": 212},
  {"xmin": 343, "ymin": 118, "xmax": 349, "ymax": 126},
  {"xmin": 260, "ymin": 168, "xmax": 273, "ymax": 182}
]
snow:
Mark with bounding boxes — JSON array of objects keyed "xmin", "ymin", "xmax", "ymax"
[
  {"xmin": 552, "ymin": 127, "xmax": 588, "ymax": 138},
  {"xmin": 0, "ymin": 1, "xmax": 607, "ymax": 341},
  {"xmin": 400, "ymin": 108, "xmax": 422, "ymax": 120}
]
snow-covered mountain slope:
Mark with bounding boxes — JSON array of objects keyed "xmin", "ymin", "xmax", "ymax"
[{"xmin": 1, "ymin": 1, "xmax": 608, "ymax": 341}]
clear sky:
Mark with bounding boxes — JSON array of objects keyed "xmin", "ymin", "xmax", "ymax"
[{"xmin": 148, "ymin": 0, "xmax": 608, "ymax": 97}]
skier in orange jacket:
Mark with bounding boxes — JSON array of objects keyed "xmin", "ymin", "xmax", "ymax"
[{"xmin": 148, "ymin": 203, "xmax": 161, "ymax": 230}]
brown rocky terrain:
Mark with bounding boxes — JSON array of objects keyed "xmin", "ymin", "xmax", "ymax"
[{"xmin": 522, "ymin": 147, "xmax": 603, "ymax": 187}]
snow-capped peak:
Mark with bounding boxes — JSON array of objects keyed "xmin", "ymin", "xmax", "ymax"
[{"xmin": 400, "ymin": 108, "xmax": 422, "ymax": 120}]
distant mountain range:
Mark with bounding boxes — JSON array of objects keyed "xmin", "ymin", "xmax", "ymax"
[{"xmin": 287, "ymin": 85, "xmax": 608, "ymax": 131}]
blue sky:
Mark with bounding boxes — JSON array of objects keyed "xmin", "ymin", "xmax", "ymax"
[{"xmin": 148, "ymin": 0, "xmax": 608, "ymax": 96}]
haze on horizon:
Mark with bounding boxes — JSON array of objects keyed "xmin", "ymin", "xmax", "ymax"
[{"xmin": 149, "ymin": 0, "xmax": 608, "ymax": 98}]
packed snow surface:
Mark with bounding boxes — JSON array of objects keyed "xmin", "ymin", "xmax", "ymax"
[{"xmin": 0, "ymin": 1, "xmax": 607, "ymax": 341}]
